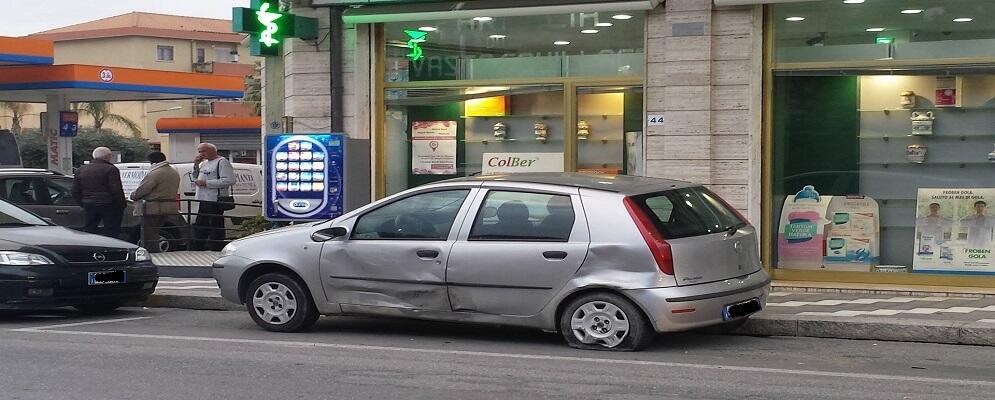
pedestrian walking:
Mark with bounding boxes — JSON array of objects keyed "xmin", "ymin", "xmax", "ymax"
[
  {"xmin": 192, "ymin": 143, "xmax": 235, "ymax": 251},
  {"xmin": 130, "ymin": 152, "xmax": 180, "ymax": 253},
  {"xmin": 72, "ymin": 147, "xmax": 126, "ymax": 238}
]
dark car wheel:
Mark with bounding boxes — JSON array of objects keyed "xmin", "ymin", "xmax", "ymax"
[
  {"xmin": 73, "ymin": 302, "xmax": 125, "ymax": 314},
  {"xmin": 559, "ymin": 293, "xmax": 654, "ymax": 351},
  {"xmin": 245, "ymin": 273, "xmax": 319, "ymax": 332}
]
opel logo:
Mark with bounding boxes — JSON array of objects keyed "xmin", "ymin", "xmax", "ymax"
[{"xmin": 93, "ymin": 252, "xmax": 106, "ymax": 262}]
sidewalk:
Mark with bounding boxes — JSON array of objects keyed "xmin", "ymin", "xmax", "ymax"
[{"xmin": 145, "ymin": 277, "xmax": 995, "ymax": 346}]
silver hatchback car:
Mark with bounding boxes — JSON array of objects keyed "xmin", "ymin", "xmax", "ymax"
[{"xmin": 214, "ymin": 173, "xmax": 769, "ymax": 351}]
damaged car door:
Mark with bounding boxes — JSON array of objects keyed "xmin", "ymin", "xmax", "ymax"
[{"xmin": 318, "ymin": 188, "xmax": 475, "ymax": 311}]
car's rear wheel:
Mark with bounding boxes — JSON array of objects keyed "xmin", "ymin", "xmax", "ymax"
[
  {"xmin": 245, "ymin": 273, "xmax": 319, "ymax": 332},
  {"xmin": 73, "ymin": 302, "xmax": 125, "ymax": 314},
  {"xmin": 559, "ymin": 293, "xmax": 654, "ymax": 351}
]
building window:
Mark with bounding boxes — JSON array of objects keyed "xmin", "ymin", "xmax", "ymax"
[
  {"xmin": 196, "ymin": 48, "xmax": 206, "ymax": 63},
  {"xmin": 770, "ymin": 0, "xmax": 995, "ymax": 280},
  {"xmin": 156, "ymin": 45, "xmax": 174, "ymax": 62}
]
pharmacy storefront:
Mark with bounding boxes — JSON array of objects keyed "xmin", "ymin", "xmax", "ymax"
[{"xmin": 767, "ymin": 0, "xmax": 995, "ymax": 288}]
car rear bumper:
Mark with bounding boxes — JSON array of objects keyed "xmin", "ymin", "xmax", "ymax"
[
  {"xmin": 622, "ymin": 269, "xmax": 770, "ymax": 333},
  {"xmin": 0, "ymin": 264, "xmax": 158, "ymax": 310}
]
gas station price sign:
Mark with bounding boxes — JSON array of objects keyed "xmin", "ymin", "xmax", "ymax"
[{"xmin": 265, "ymin": 134, "xmax": 344, "ymax": 221}]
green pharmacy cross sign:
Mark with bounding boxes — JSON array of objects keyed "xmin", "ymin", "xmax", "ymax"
[
  {"xmin": 404, "ymin": 30, "xmax": 428, "ymax": 61},
  {"xmin": 233, "ymin": 0, "xmax": 318, "ymax": 57}
]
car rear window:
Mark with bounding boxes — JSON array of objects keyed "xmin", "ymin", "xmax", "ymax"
[{"xmin": 631, "ymin": 187, "xmax": 745, "ymax": 239}]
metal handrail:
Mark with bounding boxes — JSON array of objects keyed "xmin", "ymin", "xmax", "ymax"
[{"xmin": 138, "ymin": 198, "xmax": 262, "ymax": 252}]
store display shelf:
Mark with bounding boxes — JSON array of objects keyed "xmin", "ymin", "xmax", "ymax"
[
  {"xmin": 579, "ymin": 138, "xmax": 625, "ymax": 144},
  {"xmin": 463, "ymin": 115, "xmax": 562, "ymax": 119},
  {"xmin": 858, "ymin": 134, "xmax": 995, "ymax": 141},
  {"xmin": 464, "ymin": 138, "xmax": 563, "ymax": 144},
  {"xmin": 858, "ymin": 107, "xmax": 995, "ymax": 113},
  {"xmin": 858, "ymin": 161, "xmax": 995, "ymax": 168}
]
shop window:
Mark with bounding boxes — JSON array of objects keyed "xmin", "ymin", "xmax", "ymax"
[
  {"xmin": 156, "ymin": 45, "xmax": 174, "ymax": 62},
  {"xmin": 383, "ymin": 12, "xmax": 644, "ymax": 83},
  {"xmin": 773, "ymin": 0, "xmax": 995, "ymax": 64}
]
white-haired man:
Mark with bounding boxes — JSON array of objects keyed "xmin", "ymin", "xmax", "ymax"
[
  {"xmin": 72, "ymin": 147, "xmax": 126, "ymax": 238},
  {"xmin": 192, "ymin": 142, "xmax": 235, "ymax": 251}
]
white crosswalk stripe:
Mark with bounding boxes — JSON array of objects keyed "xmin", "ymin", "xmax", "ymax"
[
  {"xmin": 767, "ymin": 296, "xmax": 968, "ymax": 307},
  {"xmin": 798, "ymin": 305, "xmax": 995, "ymax": 317}
]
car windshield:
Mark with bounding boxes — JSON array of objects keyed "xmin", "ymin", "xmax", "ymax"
[{"xmin": 0, "ymin": 200, "xmax": 49, "ymax": 227}]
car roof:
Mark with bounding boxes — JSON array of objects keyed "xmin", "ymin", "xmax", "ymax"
[
  {"xmin": 0, "ymin": 168, "xmax": 62, "ymax": 176},
  {"xmin": 443, "ymin": 173, "xmax": 697, "ymax": 195}
]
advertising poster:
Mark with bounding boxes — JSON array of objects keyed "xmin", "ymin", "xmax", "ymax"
[
  {"xmin": 411, "ymin": 121, "xmax": 457, "ymax": 175},
  {"xmin": 777, "ymin": 186, "xmax": 832, "ymax": 269},
  {"xmin": 265, "ymin": 134, "xmax": 344, "ymax": 221},
  {"xmin": 823, "ymin": 196, "xmax": 880, "ymax": 272},
  {"xmin": 913, "ymin": 189, "xmax": 995, "ymax": 275}
]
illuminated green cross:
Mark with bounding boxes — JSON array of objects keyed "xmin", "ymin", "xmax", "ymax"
[
  {"xmin": 233, "ymin": 0, "xmax": 317, "ymax": 57},
  {"xmin": 404, "ymin": 30, "xmax": 428, "ymax": 61}
]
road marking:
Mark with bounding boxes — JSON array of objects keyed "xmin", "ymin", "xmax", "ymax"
[
  {"xmin": 11, "ymin": 327, "xmax": 995, "ymax": 387},
  {"xmin": 10, "ymin": 316, "xmax": 153, "ymax": 332},
  {"xmin": 158, "ymin": 280, "xmax": 217, "ymax": 284}
]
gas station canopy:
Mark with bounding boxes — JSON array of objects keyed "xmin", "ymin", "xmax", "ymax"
[
  {"xmin": 0, "ymin": 64, "xmax": 245, "ymax": 103},
  {"xmin": 0, "ymin": 36, "xmax": 53, "ymax": 65}
]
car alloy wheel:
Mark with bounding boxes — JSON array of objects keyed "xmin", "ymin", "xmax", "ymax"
[
  {"xmin": 252, "ymin": 281, "xmax": 299, "ymax": 325},
  {"xmin": 245, "ymin": 273, "xmax": 319, "ymax": 332}
]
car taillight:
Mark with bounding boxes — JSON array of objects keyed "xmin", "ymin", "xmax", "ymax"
[{"xmin": 623, "ymin": 197, "xmax": 674, "ymax": 276}]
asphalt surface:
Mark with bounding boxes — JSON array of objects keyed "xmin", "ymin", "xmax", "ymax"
[{"xmin": 1, "ymin": 308, "xmax": 994, "ymax": 400}]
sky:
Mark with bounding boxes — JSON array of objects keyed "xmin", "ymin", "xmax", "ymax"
[{"xmin": 1, "ymin": 0, "xmax": 251, "ymax": 37}]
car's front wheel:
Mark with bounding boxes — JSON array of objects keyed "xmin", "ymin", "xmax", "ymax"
[
  {"xmin": 245, "ymin": 273, "xmax": 319, "ymax": 332},
  {"xmin": 559, "ymin": 292, "xmax": 654, "ymax": 351}
]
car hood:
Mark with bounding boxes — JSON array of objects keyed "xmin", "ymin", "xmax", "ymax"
[
  {"xmin": 0, "ymin": 226, "xmax": 135, "ymax": 251},
  {"xmin": 239, "ymin": 222, "xmax": 318, "ymax": 241}
]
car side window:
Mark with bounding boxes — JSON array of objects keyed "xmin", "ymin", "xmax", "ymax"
[
  {"xmin": 0, "ymin": 178, "xmax": 42, "ymax": 205},
  {"xmin": 469, "ymin": 191, "xmax": 574, "ymax": 242},
  {"xmin": 45, "ymin": 178, "xmax": 78, "ymax": 206},
  {"xmin": 352, "ymin": 190, "xmax": 470, "ymax": 240}
]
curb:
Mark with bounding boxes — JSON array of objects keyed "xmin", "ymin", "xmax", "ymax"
[
  {"xmin": 736, "ymin": 313, "xmax": 995, "ymax": 347},
  {"xmin": 140, "ymin": 293, "xmax": 242, "ymax": 311}
]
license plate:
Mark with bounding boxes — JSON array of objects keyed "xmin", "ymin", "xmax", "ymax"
[
  {"xmin": 88, "ymin": 271, "xmax": 126, "ymax": 286},
  {"xmin": 723, "ymin": 298, "xmax": 762, "ymax": 320}
]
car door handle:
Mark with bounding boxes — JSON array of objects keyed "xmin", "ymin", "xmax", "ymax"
[
  {"xmin": 416, "ymin": 249, "xmax": 439, "ymax": 259},
  {"xmin": 55, "ymin": 210, "xmax": 70, "ymax": 215},
  {"xmin": 543, "ymin": 251, "xmax": 568, "ymax": 260}
]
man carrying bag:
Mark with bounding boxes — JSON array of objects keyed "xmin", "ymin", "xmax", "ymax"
[{"xmin": 192, "ymin": 143, "xmax": 235, "ymax": 251}]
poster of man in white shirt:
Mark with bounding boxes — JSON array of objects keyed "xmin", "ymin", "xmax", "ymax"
[
  {"xmin": 914, "ymin": 189, "xmax": 995, "ymax": 274},
  {"xmin": 961, "ymin": 201, "xmax": 995, "ymax": 249}
]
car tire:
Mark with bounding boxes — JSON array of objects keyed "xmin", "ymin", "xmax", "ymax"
[
  {"xmin": 559, "ymin": 292, "xmax": 654, "ymax": 351},
  {"xmin": 245, "ymin": 273, "xmax": 319, "ymax": 333},
  {"xmin": 73, "ymin": 302, "xmax": 125, "ymax": 314}
]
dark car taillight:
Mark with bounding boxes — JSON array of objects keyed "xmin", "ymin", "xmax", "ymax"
[{"xmin": 623, "ymin": 197, "xmax": 674, "ymax": 276}]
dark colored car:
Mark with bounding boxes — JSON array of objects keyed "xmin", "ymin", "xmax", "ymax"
[
  {"xmin": 0, "ymin": 198, "xmax": 158, "ymax": 312},
  {"xmin": 0, "ymin": 168, "xmax": 189, "ymax": 252}
]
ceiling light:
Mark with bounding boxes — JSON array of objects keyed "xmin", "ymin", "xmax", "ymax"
[
  {"xmin": 472, "ymin": 16, "xmax": 493, "ymax": 22},
  {"xmin": 553, "ymin": 41, "xmax": 571, "ymax": 45},
  {"xmin": 843, "ymin": 0, "xmax": 864, "ymax": 4},
  {"xmin": 953, "ymin": 17, "xmax": 974, "ymax": 22},
  {"xmin": 489, "ymin": 34, "xmax": 506, "ymax": 39},
  {"xmin": 612, "ymin": 14, "xmax": 633, "ymax": 20},
  {"xmin": 865, "ymin": 27, "xmax": 885, "ymax": 32},
  {"xmin": 418, "ymin": 26, "xmax": 437, "ymax": 32},
  {"xmin": 595, "ymin": 22, "xmax": 613, "ymax": 27},
  {"xmin": 581, "ymin": 29, "xmax": 599, "ymax": 34},
  {"xmin": 901, "ymin": 9, "xmax": 923, "ymax": 14},
  {"xmin": 785, "ymin": 17, "xmax": 805, "ymax": 22}
]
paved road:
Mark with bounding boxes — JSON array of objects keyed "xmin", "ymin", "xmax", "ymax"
[{"xmin": 1, "ymin": 308, "xmax": 994, "ymax": 400}]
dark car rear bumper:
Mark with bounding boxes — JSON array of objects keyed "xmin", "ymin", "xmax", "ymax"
[{"xmin": 0, "ymin": 264, "xmax": 158, "ymax": 310}]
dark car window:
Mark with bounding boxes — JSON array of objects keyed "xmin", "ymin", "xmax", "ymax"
[
  {"xmin": 469, "ymin": 191, "xmax": 575, "ymax": 242},
  {"xmin": 632, "ymin": 187, "xmax": 744, "ymax": 239},
  {"xmin": 0, "ymin": 200, "xmax": 49, "ymax": 226},
  {"xmin": 45, "ymin": 178, "xmax": 78, "ymax": 206},
  {"xmin": 0, "ymin": 178, "xmax": 43, "ymax": 205},
  {"xmin": 352, "ymin": 190, "xmax": 470, "ymax": 240}
]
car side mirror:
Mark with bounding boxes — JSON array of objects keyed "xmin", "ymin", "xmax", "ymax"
[{"xmin": 311, "ymin": 226, "xmax": 347, "ymax": 242}]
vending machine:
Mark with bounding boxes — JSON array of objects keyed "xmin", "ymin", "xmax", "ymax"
[{"xmin": 264, "ymin": 133, "xmax": 344, "ymax": 221}]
